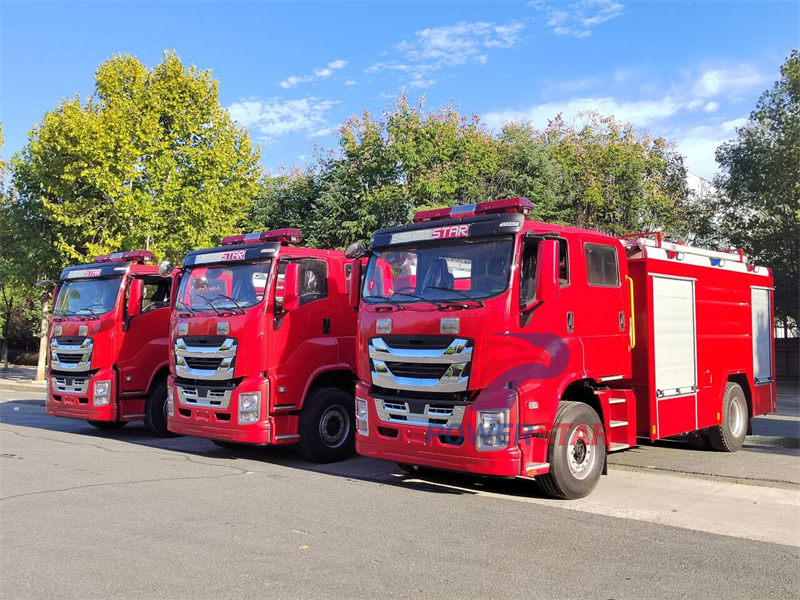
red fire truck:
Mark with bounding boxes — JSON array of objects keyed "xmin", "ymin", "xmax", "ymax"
[
  {"xmin": 165, "ymin": 228, "xmax": 358, "ymax": 462},
  {"xmin": 46, "ymin": 251, "xmax": 178, "ymax": 435},
  {"xmin": 350, "ymin": 198, "xmax": 776, "ymax": 498}
]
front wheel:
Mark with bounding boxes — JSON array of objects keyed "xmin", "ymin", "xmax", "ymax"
[
  {"xmin": 708, "ymin": 382, "xmax": 748, "ymax": 452},
  {"xmin": 87, "ymin": 420, "xmax": 127, "ymax": 430},
  {"xmin": 144, "ymin": 379, "xmax": 177, "ymax": 437},
  {"xmin": 298, "ymin": 387, "xmax": 355, "ymax": 463},
  {"xmin": 537, "ymin": 401, "xmax": 606, "ymax": 499}
]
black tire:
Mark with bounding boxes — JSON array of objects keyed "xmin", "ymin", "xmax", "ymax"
[
  {"xmin": 686, "ymin": 429, "xmax": 713, "ymax": 450},
  {"xmin": 298, "ymin": 387, "xmax": 355, "ymax": 463},
  {"xmin": 537, "ymin": 401, "xmax": 606, "ymax": 499},
  {"xmin": 144, "ymin": 378, "xmax": 176, "ymax": 437},
  {"xmin": 87, "ymin": 420, "xmax": 127, "ymax": 430},
  {"xmin": 708, "ymin": 382, "xmax": 748, "ymax": 452}
]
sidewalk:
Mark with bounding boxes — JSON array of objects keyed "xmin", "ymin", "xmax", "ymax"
[{"xmin": 0, "ymin": 365, "xmax": 47, "ymax": 393}]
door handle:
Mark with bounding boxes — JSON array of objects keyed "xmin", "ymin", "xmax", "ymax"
[
  {"xmin": 322, "ymin": 318, "xmax": 331, "ymax": 334},
  {"xmin": 567, "ymin": 312, "xmax": 574, "ymax": 333}
]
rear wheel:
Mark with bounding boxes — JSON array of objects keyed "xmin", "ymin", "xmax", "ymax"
[
  {"xmin": 87, "ymin": 420, "xmax": 127, "ymax": 430},
  {"xmin": 708, "ymin": 382, "xmax": 748, "ymax": 452},
  {"xmin": 144, "ymin": 379, "xmax": 176, "ymax": 437},
  {"xmin": 537, "ymin": 401, "xmax": 606, "ymax": 499},
  {"xmin": 298, "ymin": 387, "xmax": 355, "ymax": 463}
]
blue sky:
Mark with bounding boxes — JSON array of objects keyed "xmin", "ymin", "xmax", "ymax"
[{"xmin": 1, "ymin": 1, "xmax": 798, "ymax": 180}]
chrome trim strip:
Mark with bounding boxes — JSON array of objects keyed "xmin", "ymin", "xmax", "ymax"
[
  {"xmin": 374, "ymin": 398, "xmax": 466, "ymax": 427},
  {"xmin": 368, "ymin": 337, "xmax": 472, "ymax": 363},
  {"xmin": 51, "ymin": 375, "xmax": 90, "ymax": 394},
  {"xmin": 50, "ymin": 338, "xmax": 93, "ymax": 372},
  {"xmin": 175, "ymin": 384, "xmax": 233, "ymax": 409},
  {"xmin": 371, "ymin": 367, "xmax": 469, "ymax": 393},
  {"xmin": 174, "ymin": 337, "xmax": 236, "ymax": 358},
  {"xmin": 174, "ymin": 337, "xmax": 237, "ymax": 381}
]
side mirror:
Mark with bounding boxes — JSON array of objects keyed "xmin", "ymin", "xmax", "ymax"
[
  {"xmin": 348, "ymin": 260, "xmax": 362, "ymax": 309},
  {"xmin": 158, "ymin": 260, "xmax": 174, "ymax": 277},
  {"xmin": 282, "ymin": 263, "xmax": 301, "ymax": 312},
  {"xmin": 534, "ymin": 239, "xmax": 560, "ymax": 305},
  {"xmin": 127, "ymin": 278, "xmax": 144, "ymax": 320},
  {"xmin": 344, "ymin": 242, "xmax": 368, "ymax": 259}
]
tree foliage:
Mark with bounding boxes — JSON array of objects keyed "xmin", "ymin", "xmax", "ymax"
[
  {"xmin": 246, "ymin": 98, "xmax": 689, "ymax": 247},
  {"xmin": 715, "ymin": 50, "xmax": 800, "ymax": 325},
  {"xmin": 8, "ymin": 51, "xmax": 262, "ymax": 273}
]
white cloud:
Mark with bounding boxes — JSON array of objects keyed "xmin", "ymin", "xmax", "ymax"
[
  {"xmin": 368, "ymin": 20, "xmax": 524, "ymax": 88},
  {"xmin": 671, "ymin": 125, "xmax": 729, "ymax": 180},
  {"xmin": 279, "ymin": 59, "xmax": 349, "ymax": 88},
  {"xmin": 703, "ymin": 101, "xmax": 719, "ymax": 113},
  {"xmin": 483, "ymin": 96, "xmax": 680, "ymax": 130},
  {"xmin": 344, "ymin": 79, "xmax": 357, "ymax": 86},
  {"xmin": 692, "ymin": 65, "xmax": 765, "ymax": 98},
  {"xmin": 538, "ymin": 0, "xmax": 625, "ymax": 38},
  {"xmin": 279, "ymin": 75, "xmax": 313, "ymax": 89},
  {"xmin": 408, "ymin": 78, "xmax": 436, "ymax": 89},
  {"xmin": 722, "ymin": 117, "xmax": 748, "ymax": 132},
  {"xmin": 228, "ymin": 98, "xmax": 337, "ymax": 140}
]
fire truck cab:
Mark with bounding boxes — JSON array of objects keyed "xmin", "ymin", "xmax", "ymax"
[
  {"xmin": 46, "ymin": 250, "xmax": 177, "ymax": 435},
  {"xmin": 352, "ymin": 198, "xmax": 776, "ymax": 498},
  {"xmin": 166, "ymin": 229, "xmax": 358, "ymax": 463}
]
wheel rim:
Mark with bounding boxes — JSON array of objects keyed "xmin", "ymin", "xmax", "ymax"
[
  {"xmin": 728, "ymin": 394, "xmax": 746, "ymax": 438},
  {"xmin": 319, "ymin": 405, "xmax": 350, "ymax": 448},
  {"xmin": 567, "ymin": 424, "xmax": 597, "ymax": 480}
]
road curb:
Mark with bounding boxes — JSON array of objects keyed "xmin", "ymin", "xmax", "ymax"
[{"xmin": 0, "ymin": 382, "xmax": 47, "ymax": 394}]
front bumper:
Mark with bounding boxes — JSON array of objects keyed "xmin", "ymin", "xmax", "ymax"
[
  {"xmin": 46, "ymin": 367, "xmax": 118, "ymax": 421},
  {"xmin": 354, "ymin": 383, "xmax": 523, "ymax": 477},
  {"xmin": 166, "ymin": 375, "xmax": 271, "ymax": 444}
]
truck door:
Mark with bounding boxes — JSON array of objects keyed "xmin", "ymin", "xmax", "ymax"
[
  {"xmin": 579, "ymin": 240, "xmax": 629, "ymax": 378},
  {"xmin": 118, "ymin": 275, "xmax": 172, "ymax": 399},
  {"xmin": 271, "ymin": 258, "xmax": 338, "ymax": 409}
]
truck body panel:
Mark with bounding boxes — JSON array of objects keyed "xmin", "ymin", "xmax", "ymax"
[
  {"xmin": 354, "ymin": 199, "xmax": 776, "ymax": 489},
  {"xmin": 166, "ymin": 233, "xmax": 357, "ymax": 453},
  {"xmin": 46, "ymin": 253, "xmax": 176, "ymax": 425}
]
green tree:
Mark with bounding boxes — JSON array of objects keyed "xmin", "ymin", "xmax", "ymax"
[
  {"xmin": 11, "ymin": 50, "xmax": 262, "ymax": 270},
  {"xmin": 715, "ymin": 50, "xmax": 800, "ymax": 329},
  {"xmin": 540, "ymin": 112, "xmax": 688, "ymax": 236}
]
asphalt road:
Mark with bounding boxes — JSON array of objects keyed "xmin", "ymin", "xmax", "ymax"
[{"xmin": 1, "ymin": 390, "xmax": 798, "ymax": 599}]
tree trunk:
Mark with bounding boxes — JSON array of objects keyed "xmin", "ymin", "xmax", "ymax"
[{"xmin": 35, "ymin": 296, "xmax": 50, "ymax": 381}]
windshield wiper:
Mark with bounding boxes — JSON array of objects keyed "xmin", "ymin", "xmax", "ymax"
[
  {"xmin": 175, "ymin": 300, "xmax": 198, "ymax": 315},
  {"xmin": 391, "ymin": 288, "xmax": 449, "ymax": 310},
  {"xmin": 76, "ymin": 308, "xmax": 101, "ymax": 319},
  {"xmin": 196, "ymin": 294, "xmax": 222, "ymax": 316},
  {"xmin": 369, "ymin": 295, "xmax": 405, "ymax": 311},
  {"xmin": 212, "ymin": 293, "xmax": 246, "ymax": 314},
  {"xmin": 427, "ymin": 286, "xmax": 484, "ymax": 307}
]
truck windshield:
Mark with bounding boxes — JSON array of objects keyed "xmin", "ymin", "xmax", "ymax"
[
  {"xmin": 53, "ymin": 277, "xmax": 122, "ymax": 317},
  {"xmin": 363, "ymin": 238, "xmax": 514, "ymax": 304},
  {"xmin": 177, "ymin": 261, "xmax": 271, "ymax": 312}
]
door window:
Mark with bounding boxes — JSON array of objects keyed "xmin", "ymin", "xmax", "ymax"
[
  {"xmin": 585, "ymin": 243, "xmax": 619, "ymax": 287},
  {"xmin": 299, "ymin": 260, "xmax": 328, "ymax": 306}
]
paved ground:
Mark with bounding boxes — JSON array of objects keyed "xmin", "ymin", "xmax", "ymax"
[{"xmin": 1, "ymin": 388, "xmax": 798, "ymax": 599}]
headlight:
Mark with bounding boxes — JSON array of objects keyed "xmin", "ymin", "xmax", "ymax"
[
  {"xmin": 476, "ymin": 409, "xmax": 509, "ymax": 451},
  {"xmin": 167, "ymin": 386, "xmax": 174, "ymax": 417},
  {"xmin": 238, "ymin": 392, "xmax": 260, "ymax": 424},
  {"xmin": 356, "ymin": 397, "xmax": 369, "ymax": 436},
  {"xmin": 93, "ymin": 380, "xmax": 111, "ymax": 406}
]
